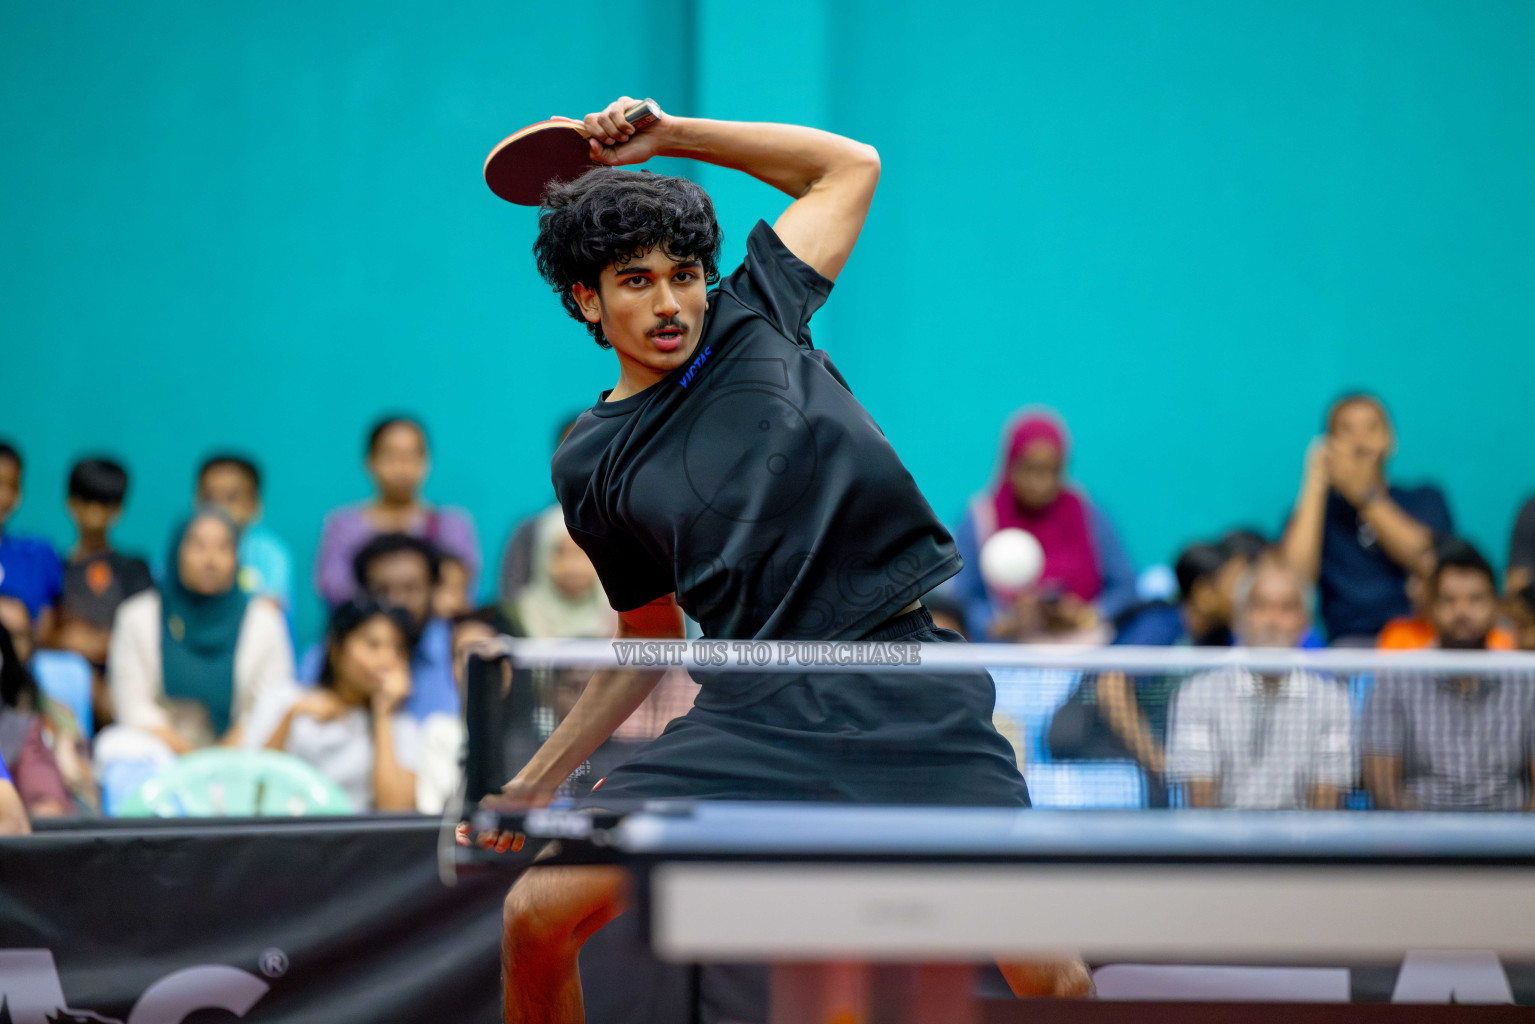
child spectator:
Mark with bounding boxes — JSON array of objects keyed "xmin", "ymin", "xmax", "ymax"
[
  {"xmin": 196, "ymin": 454, "xmax": 293, "ymax": 610},
  {"xmin": 0, "ymin": 441, "xmax": 63, "ymax": 636},
  {"xmin": 105, "ymin": 508, "xmax": 292, "ymax": 754},
  {"xmin": 299, "ymin": 533, "xmax": 458, "ymax": 720},
  {"xmin": 314, "ymin": 415, "xmax": 480, "ymax": 608},
  {"xmin": 0, "ymin": 597, "xmax": 95, "ymax": 812},
  {"xmin": 53, "ymin": 457, "xmax": 153, "ymax": 670},
  {"xmin": 0, "ymin": 615, "xmax": 74, "ymax": 818},
  {"xmin": 1114, "ymin": 541, "xmax": 1236, "ymax": 648},
  {"xmin": 434, "ymin": 552, "xmax": 473, "ymax": 622},
  {"xmin": 242, "ymin": 598, "xmax": 419, "ymax": 813}
]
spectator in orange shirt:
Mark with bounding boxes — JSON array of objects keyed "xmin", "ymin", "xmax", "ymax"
[{"xmin": 1377, "ymin": 539, "xmax": 1513, "ymax": 651}]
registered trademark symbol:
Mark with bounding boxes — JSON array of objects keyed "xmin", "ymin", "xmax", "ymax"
[{"xmin": 259, "ymin": 947, "xmax": 289, "ymax": 978}]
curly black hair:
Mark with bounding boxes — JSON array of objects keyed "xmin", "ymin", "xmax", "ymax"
[{"xmin": 533, "ymin": 167, "xmax": 722, "ymax": 348}]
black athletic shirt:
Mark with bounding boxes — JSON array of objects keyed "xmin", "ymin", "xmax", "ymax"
[{"xmin": 551, "ymin": 220, "xmax": 962, "ymax": 660}]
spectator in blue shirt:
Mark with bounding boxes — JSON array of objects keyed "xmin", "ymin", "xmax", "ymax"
[
  {"xmin": 196, "ymin": 454, "xmax": 294, "ymax": 611},
  {"xmin": 0, "ymin": 441, "xmax": 63, "ymax": 634},
  {"xmin": 1280, "ymin": 393, "xmax": 1452, "ymax": 645},
  {"xmin": 299, "ymin": 533, "xmax": 456, "ymax": 721},
  {"xmin": 1115, "ymin": 541, "xmax": 1236, "ymax": 648}
]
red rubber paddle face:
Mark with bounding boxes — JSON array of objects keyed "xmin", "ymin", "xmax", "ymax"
[{"xmin": 483, "ymin": 119, "xmax": 599, "ymax": 206}]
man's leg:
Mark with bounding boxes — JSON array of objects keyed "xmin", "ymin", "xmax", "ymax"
[{"xmin": 503, "ymin": 865, "xmax": 629, "ymax": 1024}]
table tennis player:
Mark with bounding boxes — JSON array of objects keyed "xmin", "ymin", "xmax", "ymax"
[{"xmin": 462, "ymin": 96, "xmax": 1090, "ymax": 1020}]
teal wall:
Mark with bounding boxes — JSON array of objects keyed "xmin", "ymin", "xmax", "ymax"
[{"xmin": 3, "ymin": 2, "xmax": 1533, "ymax": 646}]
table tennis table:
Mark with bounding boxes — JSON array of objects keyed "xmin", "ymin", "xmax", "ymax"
[{"xmin": 478, "ymin": 802, "xmax": 1535, "ymax": 1023}]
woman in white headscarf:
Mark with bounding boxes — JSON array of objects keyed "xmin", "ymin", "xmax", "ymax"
[{"xmin": 507, "ymin": 507, "xmax": 616, "ymax": 640}]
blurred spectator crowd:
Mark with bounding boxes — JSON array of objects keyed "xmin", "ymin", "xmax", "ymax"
[{"xmin": 1, "ymin": 391, "xmax": 1532, "ymax": 827}]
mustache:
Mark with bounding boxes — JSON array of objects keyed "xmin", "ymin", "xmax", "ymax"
[{"xmin": 649, "ymin": 316, "xmax": 687, "ymax": 336}]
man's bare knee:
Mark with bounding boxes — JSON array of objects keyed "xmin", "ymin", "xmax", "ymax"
[{"xmin": 503, "ymin": 866, "xmax": 629, "ymax": 957}]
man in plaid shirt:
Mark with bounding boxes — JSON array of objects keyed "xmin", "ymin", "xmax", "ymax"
[{"xmin": 1363, "ymin": 540, "xmax": 1535, "ymax": 811}]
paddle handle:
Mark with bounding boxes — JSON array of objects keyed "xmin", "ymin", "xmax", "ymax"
[{"xmin": 624, "ymin": 98, "xmax": 661, "ymax": 132}]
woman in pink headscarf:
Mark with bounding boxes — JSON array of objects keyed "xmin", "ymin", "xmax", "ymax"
[{"xmin": 951, "ymin": 409, "xmax": 1137, "ymax": 641}]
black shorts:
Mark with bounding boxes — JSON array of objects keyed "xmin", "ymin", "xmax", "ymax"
[{"xmin": 581, "ymin": 606, "xmax": 1031, "ymax": 807}]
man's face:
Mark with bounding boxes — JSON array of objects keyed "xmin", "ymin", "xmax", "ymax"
[
  {"xmin": 67, "ymin": 498, "xmax": 122, "ymax": 535},
  {"xmin": 1330, "ymin": 400, "xmax": 1393, "ymax": 470},
  {"xmin": 1429, "ymin": 567, "xmax": 1496, "ymax": 650},
  {"xmin": 0, "ymin": 456, "xmax": 20, "ymax": 528},
  {"xmin": 365, "ymin": 550, "xmax": 434, "ymax": 630},
  {"xmin": 0, "ymin": 596, "xmax": 33, "ymax": 662},
  {"xmin": 1008, "ymin": 440, "xmax": 1063, "ymax": 511},
  {"xmin": 576, "ymin": 247, "xmax": 708, "ymax": 378},
  {"xmin": 198, "ymin": 465, "xmax": 259, "ymax": 527},
  {"xmin": 1238, "ymin": 564, "xmax": 1309, "ymax": 648},
  {"xmin": 368, "ymin": 424, "xmax": 428, "ymax": 504}
]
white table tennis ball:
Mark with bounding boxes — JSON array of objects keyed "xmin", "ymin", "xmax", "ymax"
[{"xmin": 980, "ymin": 528, "xmax": 1045, "ymax": 591}]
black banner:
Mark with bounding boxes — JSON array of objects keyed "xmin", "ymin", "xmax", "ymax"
[{"xmin": 0, "ymin": 818, "xmax": 507, "ymax": 1024}]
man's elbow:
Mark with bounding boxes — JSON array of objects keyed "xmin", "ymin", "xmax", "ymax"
[
  {"xmin": 845, "ymin": 143, "xmax": 880, "ymax": 184},
  {"xmin": 853, "ymin": 142, "xmax": 880, "ymax": 173},
  {"xmin": 822, "ymin": 142, "xmax": 879, "ymax": 187}
]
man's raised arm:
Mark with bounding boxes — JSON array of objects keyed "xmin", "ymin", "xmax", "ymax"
[{"xmin": 584, "ymin": 97, "xmax": 880, "ymax": 282}]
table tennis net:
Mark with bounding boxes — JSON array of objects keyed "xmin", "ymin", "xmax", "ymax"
[{"xmin": 464, "ymin": 641, "xmax": 1535, "ymax": 813}]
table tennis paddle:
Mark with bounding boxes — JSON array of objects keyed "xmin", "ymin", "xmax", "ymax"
[{"xmin": 484, "ymin": 99, "xmax": 662, "ymax": 206}]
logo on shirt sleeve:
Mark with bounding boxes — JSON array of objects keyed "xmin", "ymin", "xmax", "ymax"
[{"xmin": 677, "ymin": 345, "xmax": 712, "ymax": 388}]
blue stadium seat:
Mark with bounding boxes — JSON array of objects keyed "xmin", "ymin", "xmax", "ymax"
[
  {"xmin": 1024, "ymin": 760, "xmax": 1148, "ymax": 809},
  {"xmin": 1136, "ymin": 563, "xmax": 1177, "ymax": 603},
  {"xmin": 1345, "ymin": 672, "xmax": 1377, "ymax": 810},
  {"xmin": 30, "ymin": 649, "xmax": 94, "ymax": 738},
  {"xmin": 1349, "ymin": 671, "xmax": 1376, "ymax": 719},
  {"xmin": 988, "ymin": 666, "xmax": 1080, "ymax": 765}
]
